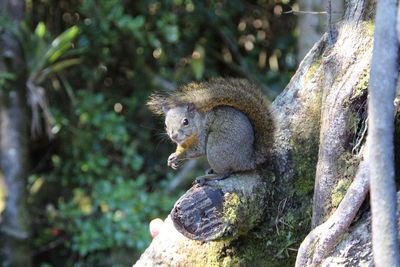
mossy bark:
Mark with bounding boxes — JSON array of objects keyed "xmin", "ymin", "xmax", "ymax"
[{"xmin": 134, "ymin": 0, "xmax": 379, "ymax": 266}]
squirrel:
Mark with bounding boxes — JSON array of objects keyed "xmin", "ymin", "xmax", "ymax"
[{"xmin": 147, "ymin": 78, "xmax": 272, "ymax": 183}]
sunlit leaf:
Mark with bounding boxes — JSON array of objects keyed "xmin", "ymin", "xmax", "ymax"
[
  {"xmin": 191, "ymin": 45, "xmax": 205, "ymax": 80},
  {"xmin": 46, "ymin": 58, "xmax": 81, "ymax": 74},
  {"xmin": 45, "ymin": 26, "xmax": 79, "ymax": 63},
  {"xmin": 47, "ymin": 43, "xmax": 72, "ymax": 63},
  {"xmin": 36, "ymin": 58, "xmax": 81, "ymax": 84},
  {"xmin": 34, "ymin": 22, "xmax": 46, "ymax": 38}
]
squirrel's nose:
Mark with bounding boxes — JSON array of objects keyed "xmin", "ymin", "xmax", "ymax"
[{"xmin": 171, "ymin": 132, "xmax": 178, "ymax": 141}]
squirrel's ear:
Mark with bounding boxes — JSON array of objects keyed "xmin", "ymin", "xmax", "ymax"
[
  {"xmin": 147, "ymin": 93, "xmax": 170, "ymax": 115},
  {"xmin": 161, "ymin": 105, "xmax": 170, "ymax": 114},
  {"xmin": 187, "ymin": 103, "xmax": 196, "ymax": 117}
]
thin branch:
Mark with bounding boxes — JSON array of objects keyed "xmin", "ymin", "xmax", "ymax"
[
  {"xmin": 327, "ymin": 0, "xmax": 334, "ymax": 44},
  {"xmin": 283, "ymin": 10, "xmax": 327, "ymax": 15},
  {"xmin": 283, "ymin": 10, "xmax": 342, "ymax": 15}
]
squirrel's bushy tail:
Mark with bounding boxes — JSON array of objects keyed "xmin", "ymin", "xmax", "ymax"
[{"xmin": 176, "ymin": 78, "xmax": 273, "ymax": 164}]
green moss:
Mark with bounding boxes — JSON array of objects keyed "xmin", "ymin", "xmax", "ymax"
[
  {"xmin": 327, "ymin": 151, "xmax": 360, "ymax": 212},
  {"xmin": 294, "ymin": 148, "xmax": 317, "ymax": 196},
  {"xmin": 354, "ymin": 68, "xmax": 369, "ymax": 98},
  {"xmin": 343, "ymin": 68, "xmax": 369, "ymax": 109},
  {"xmin": 356, "ymin": 71, "xmax": 369, "ymax": 92},
  {"xmin": 304, "ymin": 58, "xmax": 322, "ymax": 84},
  {"xmin": 266, "ymin": 86, "xmax": 322, "ymax": 265},
  {"xmin": 223, "ymin": 192, "xmax": 241, "ymax": 225},
  {"xmin": 272, "ymin": 86, "xmax": 320, "ymax": 264},
  {"xmin": 361, "ymin": 20, "xmax": 375, "ymax": 37},
  {"xmin": 307, "ymin": 238, "xmax": 319, "ymax": 257},
  {"xmin": 331, "ymin": 179, "xmax": 352, "ymax": 208},
  {"xmin": 338, "ymin": 152, "xmax": 359, "ymax": 177},
  {"xmin": 292, "ymin": 95, "xmax": 322, "ymax": 197}
]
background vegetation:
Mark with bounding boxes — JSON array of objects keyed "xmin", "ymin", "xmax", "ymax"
[{"xmin": 2, "ymin": 0, "xmax": 299, "ymax": 265}]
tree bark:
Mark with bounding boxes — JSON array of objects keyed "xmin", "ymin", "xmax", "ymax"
[
  {"xmin": 311, "ymin": 0, "xmax": 372, "ymax": 228},
  {"xmin": 367, "ymin": 0, "xmax": 400, "ymax": 265},
  {"xmin": 0, "ymin": 0, "xmax": 31, "ymax": 266},
  {"xmin": 321, "ymin": 192, "xmax": 400, "ymax": 266},
  {"xmin": 0, "ymin": 90, "xmax": 31, "ymax": 267}
]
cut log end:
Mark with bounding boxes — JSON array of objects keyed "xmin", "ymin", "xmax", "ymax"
[
  {"xmin": 171, "ymin": 184, "xmax": 225, "ymax": 241},
  {"xmin": 170, "ymin": 171, "xmax": 267, "ymax": 241}
]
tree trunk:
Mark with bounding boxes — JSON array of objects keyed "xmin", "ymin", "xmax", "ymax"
[
  {"xmin": 367, "ymin": 0, "xmax": 400, "ymax": 265},
  {"xmin": 134, "ymin": 0, "xmax": 390, "ymax": 266},
  {"xmin": 0, "ymin": 0, "xmax": 32, "ymax": 266},
  {"xmin": 311, "ymin": 0, "xmax": 373, "ymax": 228}
]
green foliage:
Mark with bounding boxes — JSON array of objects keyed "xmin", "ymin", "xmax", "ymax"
[
  {"xmin": 56, "ymin": 177, "xmax": 171, "ymax": 255},
  {"xmin": 0, "ymin": 71, "xmax": 16, "ymax": 89},
  {"xmin": 30, "ymin": 91, "xmax": 175, "ymax": 265}
]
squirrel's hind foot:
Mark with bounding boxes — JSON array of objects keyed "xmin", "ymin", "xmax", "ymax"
[
  {"xmin": 194, "ymin": 173, "xmax": 230, "ymax": 186},
  {"xmin": 205, "ymin": 168, "xmax": 215, "ymax": 175}
]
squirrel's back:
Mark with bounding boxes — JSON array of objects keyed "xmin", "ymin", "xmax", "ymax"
[{"xmin": 148, "ymin": 78, "xmax": 273, "ymax": 164}]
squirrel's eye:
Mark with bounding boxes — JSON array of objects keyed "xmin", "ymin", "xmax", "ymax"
[{"xmin": 182, "ymin": 118, "xmax": 189, "ymax": 126}]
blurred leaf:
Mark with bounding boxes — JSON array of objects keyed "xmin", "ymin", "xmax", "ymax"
[
  {"xmin": 163, "ymin": 25, "xmax": 179, "ymax": 43},
  {"xmin": 148, "ymin": 33, "xmax": 161, "ymax": 48},
  {"xmin": 118, "ymin": 15, "xmax": 145, "ymax": 32},
  {"xmin": 45, "ymin": 26, "xmax": 79, "ymax": 63},
  {"xmin": 131, "ymin": 155, "xmax": 144, "ymax": 171},
  {"xmin": 0, "ymin": 71, "xmax": 17, "ymax": 88},
  {"xmin": 38, "ymin": 58, "xmax": 82, "ymax": 83},
  {"xmin": 191, "ymin": 45, "xmax": 205, "ymax": 80},
  {"xmin": 34, "ymin": 22, "xmax": 46, "ymax": 38}
]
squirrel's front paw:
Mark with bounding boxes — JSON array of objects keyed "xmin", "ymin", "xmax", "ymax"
[{"xmin": 168, "ymin": 153, "xmax": 181, "ymax": 170}]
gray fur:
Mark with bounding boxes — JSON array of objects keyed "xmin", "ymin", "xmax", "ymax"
[
  {"xmin": 207, "ymin": 107, "xmax": 256, "ymax": 175},
  {"xmin": 165, "ymin": 105, "xmax": 256, "ymax": 177}
]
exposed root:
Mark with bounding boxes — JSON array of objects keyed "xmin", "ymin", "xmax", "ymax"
[{"xmin": 296, "ymin": 158, "xmax": 369, "ymax": 266}]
